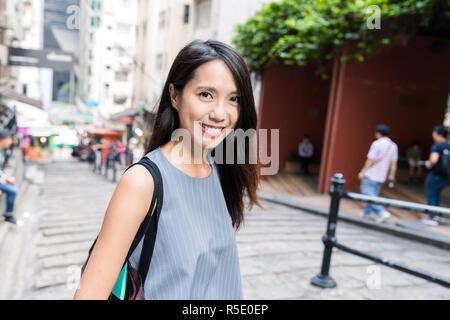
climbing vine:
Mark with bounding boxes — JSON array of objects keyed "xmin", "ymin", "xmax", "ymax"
[{"xmin": 233, "ymin": 0, "xmax": 450, "ymax": 79}]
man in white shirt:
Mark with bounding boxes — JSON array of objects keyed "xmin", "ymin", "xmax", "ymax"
[
  {"xmin": 298, "ymin": 136, "xmax": 314, "ymax": 175},
  {"xmin": 358, "ymin": 125, "xmax": 398, "ymax": 222},
  {"xmin": 0, "ymin": 129, "xmax": 18, "ymax": 224}
]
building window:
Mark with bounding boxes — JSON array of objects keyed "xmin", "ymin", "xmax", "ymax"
[
  {"xmin": 117, "ymin": 23, "xmax": 130, "ymax": 34},
  {"xmin": 184, "ymin": 5, "xmax": 190, "ymax": 24},
  {"xmin": 195, "ymin": 0, "xmax": 211, "ymax": 28},
  {"xmin": 156, "ymin": 54, "xmax": 164, "ymax": 70},
  {"xmin": 120, "ymin": 0, "xmax": 131, "ymax": 8},
  {"xmin": 115, "ymin": 71, "xmax": 128, "ymax": 82},
  {"xmin": 118, "ymin": 47, "xmax": 127, "ymax": 57},
  {"xmin": 113, "ymin": 96, "xmax": 127, "ymax": 105},
  {"xmin": 159, "ymin": 10, "xmax": 166, "ymax": 29}
]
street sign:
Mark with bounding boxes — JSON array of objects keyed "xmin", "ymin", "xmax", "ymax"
[{"xmin": 7, "ymin": 47, "xmax": 75, "ymax": 71}]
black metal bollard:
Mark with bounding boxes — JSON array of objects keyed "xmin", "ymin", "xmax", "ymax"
[{"xmin": 311, "ymin": 173, "xmax": 346, "ymax": 288}]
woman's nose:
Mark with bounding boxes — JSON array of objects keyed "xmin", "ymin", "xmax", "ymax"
[{"xmin": 210, "ymin": 101, "xmax": 226, "ymax": 121}]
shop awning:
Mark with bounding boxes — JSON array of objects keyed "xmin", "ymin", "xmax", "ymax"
[
  {"xmin": 27, "ymin": 127, "xmax": 59, "ymax": 137},
  {"xmin": 0, "ymin": 88, "xmax": 43, "ymax": 108},
  {"xmin": 12, "ymin": 100, "xmax": 51, "ymax": 128},
  {"xmin": 87, "ymin": 127, "xmax": 123, "ymax": 137},
  {"xmin": 110, "ymin": 108, "xmax": 139, "ymax": 120}
]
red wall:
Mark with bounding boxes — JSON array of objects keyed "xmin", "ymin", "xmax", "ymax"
[
  {"xmin": 319, "ymin": 36, "xmax": 450, "ymax": 193},
  {"xmin": 257, "ymin": 64, "xmax": 331, "ymax": 175}
]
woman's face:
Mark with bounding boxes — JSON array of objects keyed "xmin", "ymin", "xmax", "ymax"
[{"xmin": 170, "ymin": 59, "xmax": 240, "ymax": 150}]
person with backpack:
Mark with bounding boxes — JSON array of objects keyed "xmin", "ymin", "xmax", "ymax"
[{"xmin": 422, "ymin": 125, "xmax": 450, "ymax": 226}]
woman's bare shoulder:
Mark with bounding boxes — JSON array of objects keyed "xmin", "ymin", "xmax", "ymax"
[
  {"xmin": 105, "ymin": 163, "xmax": 156, "ymax": 222},
  {"xmin": 120, "ymin": 163, "xmax": 155, "ymax": 190}
]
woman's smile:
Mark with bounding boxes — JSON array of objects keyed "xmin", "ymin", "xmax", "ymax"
[{"xmin": 200, "ymin": 122, "xmax": 226, "ymax": 138}]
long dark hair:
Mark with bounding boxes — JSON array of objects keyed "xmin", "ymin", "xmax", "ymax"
[{"xmin": 145, "ymin": 40, "xmax": 263, "ymax": 230}]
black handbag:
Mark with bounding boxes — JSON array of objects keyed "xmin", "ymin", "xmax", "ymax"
[{"xmin": 81, "ymin": 156, "xmax": 163, "ymax": 300}]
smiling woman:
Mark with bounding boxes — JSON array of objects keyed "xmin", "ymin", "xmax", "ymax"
[{"xmin": 74, "ymin": 40, "xmax": 263, "ymax": 300}]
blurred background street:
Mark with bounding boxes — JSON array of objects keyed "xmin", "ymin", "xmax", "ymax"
[{"xmin": 0, "ymin": 0, "xmax": 449, "ymax": 299}]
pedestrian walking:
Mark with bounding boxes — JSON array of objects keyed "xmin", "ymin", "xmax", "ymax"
[
  {"xmin": 298, "ymin": 135, "xmax": 314, "ymax": 175},
  {"xmin": 94, "ymin": 142, "xmax": 103, "ymax": 174},
  {"xmin": 422, "ymin": 125, "xmax": 450, "ymax": 226},
  {"xmin": 74, "ymin": 40, "xmax": 262, "ymax": 300},
  {"xmin": 117, "ymin": 142, "xmax": 126, "ymax": 169},
  {"xmin": 0, "ymin": 129, "xmax": 18, "ymax": 225},
  {"xmin": 358, "ymin": 124, "xmax": 398, "ymax": 222},
  {"xmin": 407, "ymin": 140, "xmax": 423, "ymax": 182}
]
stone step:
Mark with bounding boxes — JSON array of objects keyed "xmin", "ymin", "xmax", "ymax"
[
  {"xmin": 40, "ymin": 214, "xmax": 104, "ymax": 224},
  {"xmin": 40, "ymin": 219, "xmax": 102, "ymax": 229},
  {"xmin": 34, "ymin": 266, "xmax": 79, "ymax": 290},
  {"xmin": 37, "ymin": 232, "xmax": 98, "ymax": 246},
  {"xmin": 37, "ymin": 241, "xmax": 93, "ymax": 258},
  {"xmin": 39, "ymin": 251, "xmax": 88, "ymax": 269},
  {"xmin": 41, "ymin": 224, "xmax": 101, "ymax": 237}
]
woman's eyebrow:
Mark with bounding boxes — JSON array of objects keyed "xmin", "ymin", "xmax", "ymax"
[{"xmin": 196, "ymin": 86, "xmax": 239, "ymax": 95}]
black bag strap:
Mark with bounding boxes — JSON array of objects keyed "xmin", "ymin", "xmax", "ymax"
[
  {"xmin": 85, "ymin": 156, "xmax": 163, "ymax": 285},
  {"xmin": 130, "ymin": 157, "xmax": 163, "ymax": 284}
]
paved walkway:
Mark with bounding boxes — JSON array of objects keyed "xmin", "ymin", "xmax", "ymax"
[
  {"xmin": 0, "ymin": 160, "xmax": 448, "ymax": 299},
  {"xmin": 238, "ymin": 200, "xmax": 450, "ymax": 299}
]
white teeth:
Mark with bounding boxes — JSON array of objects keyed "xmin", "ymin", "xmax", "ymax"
[{"xmin": 201, "ymin": 123, "xmax": 222, "ymax": 135}]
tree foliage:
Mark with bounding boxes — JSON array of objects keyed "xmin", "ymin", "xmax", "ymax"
[{"xmin": 233, "ymin": 0, "xmax": 450, "ymax": 79}]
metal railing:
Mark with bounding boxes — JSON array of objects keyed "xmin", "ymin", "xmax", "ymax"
[{"xmin": 311, "ymin": 173, "xmax": 450, "ymax": 289}]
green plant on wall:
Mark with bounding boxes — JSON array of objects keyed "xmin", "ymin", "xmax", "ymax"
[{"xmin": 233, "ymin": 0, "xmax": 450, "ymax": 79}]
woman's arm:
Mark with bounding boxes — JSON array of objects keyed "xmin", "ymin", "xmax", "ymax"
[{"xmin": 73, "ymin": 164, "xmax": 155, "ymax": 300}]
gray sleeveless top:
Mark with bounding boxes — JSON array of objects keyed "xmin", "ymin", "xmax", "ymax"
[{"xmin": 128, "ymin": 147, "xmax": 243, "ymax": 299}]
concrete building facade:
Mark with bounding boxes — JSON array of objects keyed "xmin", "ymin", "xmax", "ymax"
[{"xmin": 78, "ymin": 0, "xmax": 137, "ymax": 129}]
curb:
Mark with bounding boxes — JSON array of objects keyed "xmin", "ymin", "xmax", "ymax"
[{"xmin": 258, "ymin": 192, "xmax": 450, "ymax": 250}]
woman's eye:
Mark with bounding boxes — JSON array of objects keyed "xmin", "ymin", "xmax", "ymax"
[
  {"xmin": 199, "ymin": 92, "xmax": 212, "ymax": 99},
  {"xmin": 230, "ymin": 96, "xmax": 240, "ymax": 103}
]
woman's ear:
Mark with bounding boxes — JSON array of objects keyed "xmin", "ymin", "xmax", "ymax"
[{"xmin": 169, "ymin": 84, "xmax": 179, "ymax": 111}]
